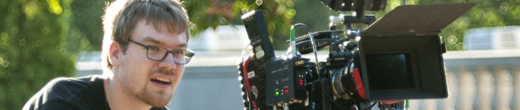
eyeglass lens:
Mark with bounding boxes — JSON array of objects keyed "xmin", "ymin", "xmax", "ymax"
[{"xmin": 146, "ymin": 46, "xmax": 190, "ymax": 64}]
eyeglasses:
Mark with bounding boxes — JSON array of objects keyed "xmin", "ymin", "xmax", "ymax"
[{"xmin": 129, "ymin": 40, "xmax": 195, "ymax": 65}]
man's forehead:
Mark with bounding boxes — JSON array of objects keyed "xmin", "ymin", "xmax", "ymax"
[
  {"xmin": 137, "ymin": 20, "xmax": 188, "ymax": 36},
  {"xmin": 140, "ymin": 18, "xmax": 186, "ymax": 35},
  {"xmin": 140, "ymin": 36, "xmax": 187, "ymax": 48}
]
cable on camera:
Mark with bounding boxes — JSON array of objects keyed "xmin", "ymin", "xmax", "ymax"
[
  {"xmin": 241, "ymin": 44, "xmax": 259, "ymax": 110},
  {"xmin": 363, "ymin": 102, "xmax": 378, "ymax": 110}
]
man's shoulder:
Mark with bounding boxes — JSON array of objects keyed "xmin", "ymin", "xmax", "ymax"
[
  {"xmin": 35, "ymin": 75, "xmax": 104, "ymax": 100},
  {"xmin": 47, "ymin": 75, "xmax": 104, "ymax": 93},
  {"xmin": 23, "ymin": 75, "xmax": 107, "ymax": 110}
]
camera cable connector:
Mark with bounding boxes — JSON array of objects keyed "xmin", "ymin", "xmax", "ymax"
[{"xmin": 290, "ymin": 26, "xmax": 297, "ymax": 57}]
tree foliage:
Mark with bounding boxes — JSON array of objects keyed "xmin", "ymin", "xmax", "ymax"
[
  {"xmin": 187, "ymin": 0, "xmax": 520, "ymax": 51},
  {"xmin": 0, "ymin": 0, "xmax": 76, "ymax": 109},
  {"xmin": 184, "ymin": 0, "xmax": 225, "ymax": 36},
  {"xmin": 185, "ymin": 0, "xmax": 297, "ymax": 49},
  {"xmin": 68, "ymin": 0, "xmax": 112, "ymax": 51},
  {"xmin": 409, "ymin": 0, "xmax": 520, "ymax": 50}
]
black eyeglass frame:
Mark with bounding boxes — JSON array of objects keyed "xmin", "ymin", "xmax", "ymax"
[{"xmin": 129, "ymin": 40, "xmax": 195, "ymax": 65}]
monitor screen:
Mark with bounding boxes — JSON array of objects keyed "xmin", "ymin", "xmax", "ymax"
[{"xmin": 365, "ymin": 53, "xmax": 416, "ymax": 90}]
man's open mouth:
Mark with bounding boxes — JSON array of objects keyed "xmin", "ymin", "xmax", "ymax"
[{"xmin": 151, "ymin": 78, "xmax": 171, "ymax": 84}]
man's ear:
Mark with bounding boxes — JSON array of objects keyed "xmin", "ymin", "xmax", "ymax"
[{"xmin": 108, "ymin": 42, "xmax": 121, "ymax": 66}]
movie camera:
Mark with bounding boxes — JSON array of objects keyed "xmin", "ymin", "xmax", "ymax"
[{"xmin": 238, "ymin": 0, "xmax": 475, "ymax": 110}]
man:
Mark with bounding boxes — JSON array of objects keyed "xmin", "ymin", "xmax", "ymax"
[{"xmin": 23, "ymin": 0, "xmax": 194, "ymax": 109}]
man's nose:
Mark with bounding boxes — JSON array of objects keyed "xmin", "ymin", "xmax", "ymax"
[{"xmin": 158, "ymin": 52, "xmax": 177, "ymax": 70}]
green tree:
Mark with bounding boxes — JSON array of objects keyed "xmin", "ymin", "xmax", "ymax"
[
  {"xmin": 67, "ymin": 0, "xmax": 113, "ymax": 51},
  {"xmin": 414, "ymin": 0, "xmax": 520, "ymax": 50},
  {"xmin": 184, "ymin": 0, "xmax": 225, "ymax": 35},
  {"xmin": 0, "ymin": 0, "xmax": 76, "ymax": 109},
  {"xmin": 186, "ymin": 0, "xmax": 297, "ymax": 49}
]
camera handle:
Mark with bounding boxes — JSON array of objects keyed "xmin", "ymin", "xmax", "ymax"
[{"xmin": 329, "ymin": 13, "xmax": 376, "ymax": 41}]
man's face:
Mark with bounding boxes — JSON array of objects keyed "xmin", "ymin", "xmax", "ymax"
[{"xmin": 116, "ymin": 20, "xmax": 187, "ymax": 107}]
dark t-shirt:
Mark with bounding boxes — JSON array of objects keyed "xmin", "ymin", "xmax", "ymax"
[{"xmin": 23, "ymin": 75, "xmax": 167, "ymax": 110}]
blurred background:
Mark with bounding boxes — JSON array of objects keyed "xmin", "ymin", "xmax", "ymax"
[{"xmin": 1, "ymin": 0, "xmax": 520, "ymax": 109}]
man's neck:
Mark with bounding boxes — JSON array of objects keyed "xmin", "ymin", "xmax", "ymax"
[{"xmin": 104, "ymin": 74, "xmax": 153, "ymax": 110}]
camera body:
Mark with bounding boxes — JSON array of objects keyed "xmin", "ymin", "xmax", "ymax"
[{"xmin": 238, "ymin": 1, "xmax": 475, "ymax": 110}]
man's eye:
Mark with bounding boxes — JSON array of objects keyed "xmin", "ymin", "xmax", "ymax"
[
  {"xmin": 173, "ymin": 50, "xmax": 185, "ymax": 55},
  {"xmin": 149, "ymin": 46, "xmax": 160, "ymax": 51}
]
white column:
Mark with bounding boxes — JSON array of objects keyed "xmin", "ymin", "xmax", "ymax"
[
  {"xmin": 458, "ymin": 67, "xmax": 476, "ymax": 110},
  {"xmin": 408, "ymin": 100, "xmax": 419, "ymax": 110},
  {"xmin": 494, "ymin": 66, "xmax": 513, "ymax": 110},
  {"xmin": 477, "ymin": 67, "xmax": 495, "ymax": 110},
  {"xmin": 514, "ymin": 66, "xmax": 520, "ymax": 110},
  {"xmin": 423, "ymin": 99, "xmax": 437, "ymax": 110}
]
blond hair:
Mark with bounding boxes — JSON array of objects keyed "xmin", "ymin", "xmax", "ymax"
[{"xmin": 102, "ymin": 0, "xmax": 190, "ymax": 69}]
